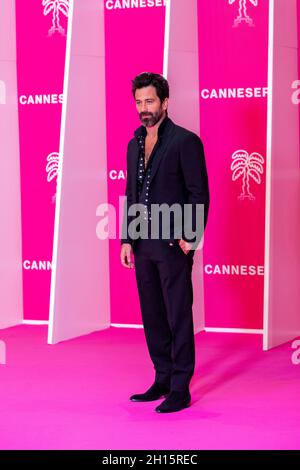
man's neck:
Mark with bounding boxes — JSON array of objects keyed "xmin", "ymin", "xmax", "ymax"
[{"xmin": 146, "ymin": 112, "xmax": 167, "ymax": 139}]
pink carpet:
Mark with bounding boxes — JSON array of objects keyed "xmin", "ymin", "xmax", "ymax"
[{"xmin": 0, "ymin": 325, "xmax": 299, "ymax": 450}]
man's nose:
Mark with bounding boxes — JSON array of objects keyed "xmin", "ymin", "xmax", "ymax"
[{"xmin": 141, "ymin": 102, "xmax": 148, "ymax": 112}]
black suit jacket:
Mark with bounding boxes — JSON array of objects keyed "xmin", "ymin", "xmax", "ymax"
[{"xmin": 121, "ymin": 117, "xmax": 209, "ymax": 250}]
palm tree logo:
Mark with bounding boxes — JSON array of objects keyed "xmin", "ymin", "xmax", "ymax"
[
  {"xmin": 231, "ymin": 149, "xmax": 264, "ymax": 200},
  {"xmin": 46, "ymin": 152, "xmax": 59, "ymax": 203},
  {"xmin": 228, "ymin": 0, "xmax": 258, "ymax": 27},
  {"xmin": 42, "ymin": 0, "xmax": 69, "ymax": 37}
]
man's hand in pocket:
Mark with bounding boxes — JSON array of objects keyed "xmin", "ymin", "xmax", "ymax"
[
  {"xmin": 178, "ymin": 239, "xmax": 193, "ymax": 255},
  {"xmin": 120, "ymin": 243, "xmax": 134, "ymax": 268}
]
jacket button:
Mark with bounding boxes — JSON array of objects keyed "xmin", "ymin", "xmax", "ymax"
[{"xmin": 169, "ymin": 242, "xmax": 174, "ymax": 246}]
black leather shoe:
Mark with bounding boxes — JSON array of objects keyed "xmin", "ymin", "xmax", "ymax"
[
  {"xmin": 155, "ymin": 390, "xmax": 191, "ymax": 413},
  {"xmin": 130, "ymin": 382, "xmax": 170, "ymax": 402}
]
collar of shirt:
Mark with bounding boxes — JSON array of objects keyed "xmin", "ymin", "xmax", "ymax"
[{"xmin": 134, "ymin": 115, "xmax": 170, "ymax": 140}]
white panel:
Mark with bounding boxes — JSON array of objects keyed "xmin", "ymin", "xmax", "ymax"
[{"xmin": 48, "ymin": 0, "xmax": 110, "ymax": 343}]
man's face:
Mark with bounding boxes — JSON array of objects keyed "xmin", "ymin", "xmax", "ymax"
[{"xmin": 135, "ymin": 85, "xmax": 168, "ymax": 127}]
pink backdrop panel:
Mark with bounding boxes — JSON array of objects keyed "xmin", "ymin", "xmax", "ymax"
[
  {"xmin": 105, "ymin": 2, "xmax": 166, "ymax": 325},
  {"xmin": 15, "ymin": 0, "xmax": 67, "ymax": 320},
  {"xmin": 0, "ymin": 0, "xmax": 23, "ymax": 329},
  {"xmin": 198, "ymin": 0, "xmax": 269, "ymax": 329},
  {"xmin": 12, "ymin": 1, "xmax": 275, "ymax": 332}
]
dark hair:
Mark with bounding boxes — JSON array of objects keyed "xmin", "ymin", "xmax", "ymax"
[{"xmin": 131, "ymin": 72, "xmax": 169, "ymax": 103}]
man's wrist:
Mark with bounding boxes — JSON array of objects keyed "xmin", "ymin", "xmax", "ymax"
[{"xmin": 121, "ymin": 240, "xmax": 133, "ymax": 246}]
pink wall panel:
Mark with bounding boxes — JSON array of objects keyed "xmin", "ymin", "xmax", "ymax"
[
  {"xmin": 106, "ymin": 0, "xmax": 270, "ymax": 330},
  {"xmin": 15, "ymin": 0, "xmax": 67, "ymax": 320},
  {"xmin": 11, "ymin": 0, "xmax": 300, "ymax": 341},
  {"xmin": 0, "ymin": 0, "xmax": 23, "ymax": 328},
  {"xmin": 104, "ymin": 2, "xmax": 166, "ymax": 325}
]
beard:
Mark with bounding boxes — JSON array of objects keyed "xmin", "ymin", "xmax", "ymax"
[{"xmin": 139, "ymin": 108, "xmax": 164, "ymax": 127}]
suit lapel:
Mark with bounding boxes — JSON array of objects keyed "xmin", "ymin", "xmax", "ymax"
[
  {"xmin": 148, "ymin": 120, "xmax": 175, "ymax": 186},
  {"xmin": 131, "ymin": 118, "xmax": 176, "ymax": 199},
  {"xmin": 130, "ymin": 139, "xmax": 139, "ymax": 203}
]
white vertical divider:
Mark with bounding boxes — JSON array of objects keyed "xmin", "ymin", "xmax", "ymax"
[{"xmin": 48, "ymin": 0, "xmax": 110, "ymax": 344}]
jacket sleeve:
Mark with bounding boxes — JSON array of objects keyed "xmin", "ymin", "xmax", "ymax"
[
  {"xmin": 179, "ymin": 132, "xmax": 210, "ymax": 249},
  {"xmin": 121, "ymin": 140, "xmax": 135, "ymax": 246}
]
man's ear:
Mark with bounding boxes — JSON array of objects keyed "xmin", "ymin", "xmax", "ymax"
[{"xmin": 162, "ymin": 98, "xmax": 169, "ymax": 112}]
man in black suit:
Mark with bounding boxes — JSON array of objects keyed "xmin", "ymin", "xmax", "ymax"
[{"xmin": 120, "ymin": 72, "xmax": 209, "ymax": 413}]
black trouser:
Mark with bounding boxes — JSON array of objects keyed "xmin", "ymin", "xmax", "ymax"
[{"xmin": 133, "ymin": 238, "xmax": 195, "ymax": 392}]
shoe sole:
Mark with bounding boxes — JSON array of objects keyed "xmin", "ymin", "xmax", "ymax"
[
  {"xmin": 155, "ymin": 402, "xmax": 191, "ymax": 413},
  {"xmin": 130, "ymin": 394, "xmax": 169, "ymax": 402}
]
